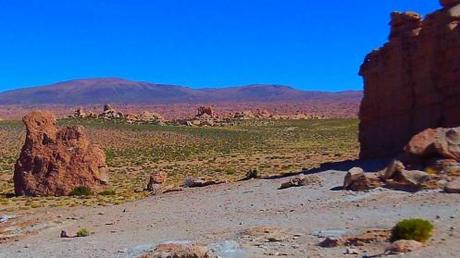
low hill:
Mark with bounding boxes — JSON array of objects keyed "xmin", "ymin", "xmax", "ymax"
[{"xmin": 0, "ymin": 78, "xmax": 362, "ymax": 105}]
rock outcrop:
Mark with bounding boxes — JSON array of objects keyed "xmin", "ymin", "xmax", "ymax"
[
  {"xmin": 359, "ymin": 2, "xmax": 460, "ymax": 159},
  {"xmin": 14, "ymin": 111, "xmax": 109, "ymax": 196}
]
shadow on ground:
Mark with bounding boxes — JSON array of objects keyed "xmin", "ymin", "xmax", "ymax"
[{"xmin": 261, "ymin": 159, "xmax": 390, "ymax": 180}]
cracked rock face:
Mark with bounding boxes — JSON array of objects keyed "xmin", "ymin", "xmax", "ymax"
[
  {"xmin": 14, "ymin": 111, "xmax": 109, "ymax": 196},
  {"xmin": 359, "ymin": 3, "xmax": 460, "ymax": 159}
]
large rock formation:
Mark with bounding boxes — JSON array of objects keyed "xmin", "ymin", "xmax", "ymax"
[
  {"xmin": 14, "ymin": 111, "xmax": 109, "ymax": 196},
  {"xmin": 359, "ymin": 1, "xmax": 460, "ymax": 159}
]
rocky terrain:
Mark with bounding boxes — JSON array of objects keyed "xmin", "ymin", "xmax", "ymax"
[
  {"xmin": 1, "ymin": 170, "xmax": 459, "ymax": 258},
  {"xmin": 2, "ymin": 1, "xmax": 460, "ymax": 258},
  {"xmin": 359, "ymin": 0, "xmax": 460, "ymax": 159},
  {"xmin": 0, "ymin": 78, "xmax": 361, "ymax": 121}
]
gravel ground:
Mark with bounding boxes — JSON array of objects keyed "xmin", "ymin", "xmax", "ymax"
[{"xmin": 1, "ymin": 170, "xmax": 460, "ymax": 258}]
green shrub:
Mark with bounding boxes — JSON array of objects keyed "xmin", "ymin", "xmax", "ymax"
[
  {"xmin": 391, "ymin": 218, "xmax": 433, "ymax": 242},
  {"xmin": 99, "ymin": 189, "xmax": 116, "ymax": 196},
  {"xmin": 69, "ymin": 186, "xmax": 93, "ymax": 196},
  {"xmin": 76, "ymin": 228, "xmax": 90, "ymax": 237}
]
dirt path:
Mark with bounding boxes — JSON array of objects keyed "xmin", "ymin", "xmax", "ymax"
[{"xmin": 1, "ymin": 170, "xmax": 460, "ymax": 258}]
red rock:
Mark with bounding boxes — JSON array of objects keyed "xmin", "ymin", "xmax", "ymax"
[
  {"xmin": 14, "ymin": 111, "xmax": 109, "ymax": 196},
  {"xmin": 404, "ymin": 127, "xmax": 460, "ymax": 160},
  {"xmin": 359, "ymin": 5, "xmax": 460, "ymax": 159}
]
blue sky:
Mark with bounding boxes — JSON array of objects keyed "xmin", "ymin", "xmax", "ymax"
[{"xmin": 0, "ymin": 0, "xmax": 439, "ymax": 92}]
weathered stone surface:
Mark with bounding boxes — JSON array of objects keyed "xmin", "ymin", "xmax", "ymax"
[
  {"xmin": 445, "ymin": 178, "xmax": 460, "ymax": 193},
  {"xmin": 359, "ymin": 4, "xmax": 460, "ymax": 159},
  {"xmin": 14, "ymin": 111, "xmax": 108, "ymax": 196},
  {"xmin": 343, "ymin": 167, "xmax": 381, "ymax": 191},
  {"xmin": 404, "ymin": 127, "xmax": 460, "ymax": 161}
]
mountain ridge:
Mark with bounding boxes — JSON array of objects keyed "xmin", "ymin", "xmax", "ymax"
[{"xmin": 0, "ymin": 78, "xmax": 362, "ymax": 105}]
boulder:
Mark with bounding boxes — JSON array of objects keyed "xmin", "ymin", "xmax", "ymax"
[
  {"xmin": 140, "ymin": 243, "xmax": 216, "ymax": 258},
  {"xmin": 197, "ymin": 106, "xmax": 214, "ymax": 117},
  {"xmin": 100, "ymin": 104, "xmax": 122, "ymax": 119},
  {"xmin": 445, "ymin": 178, "xmax": 460, "ymax": 193},
  {"xmin": 343, "ymin": 167, "xmax": 381, "ymax": 191},
  {"xmin": 386, "ymin": 240, "xmax": 423, "ymax": 254},
  {"xmin": 404, "ymin": 127, "xmax": 460, "ymax": 161},
  {"xmin": 384, "ymin": 170, "xmax": 432, "ymax": 192},
  {"xmin": 146, "ymin": 172, "xmax": 166, "ymax": 195},
  {"xmin": 14, "ymin": 111, "xmax": 109, "ymax": 196},
  {"xmin": 359, "ymin": 4, "xmax": 460, "ymax": 159}
]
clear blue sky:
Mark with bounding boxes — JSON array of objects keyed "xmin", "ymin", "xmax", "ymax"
[{"xmin": 0, "ymin": 0, "xmax": 439, "ymax": 92}]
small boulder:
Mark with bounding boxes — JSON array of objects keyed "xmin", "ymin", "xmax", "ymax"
[
  {"xmin": 279, "ymin": 177, "xmax": 305, "ymax": 190},
  {"xmin": 146, "ymin": 172, "xmax": 167, "ymax": 195},
  {"xmin": 242, "ymin": 169, "xmax": 259, "ymax": 180},
  {"xmin": 343, "ymin": 167, "xmax": 381, "ymax": 191},
  {"xmin": 386, "ymin": 240, "xmax": 423, "ymax": 254},
  {"xmin": 445, "ymin": 178, "xmax": 460, "ymax": 193}
]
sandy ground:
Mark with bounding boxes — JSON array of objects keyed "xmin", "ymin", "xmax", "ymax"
[{"xmin": 1, "ymin": 169, "xmax": 460, "ymax": 258}]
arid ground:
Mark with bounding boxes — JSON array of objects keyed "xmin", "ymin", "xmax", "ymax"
[{"xmin": 0, "ymin": 118, "xmax": 358, "ymax": 212}]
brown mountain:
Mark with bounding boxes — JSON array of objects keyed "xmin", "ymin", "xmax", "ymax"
[{"xmin": 0, "ymin": 78, "xmax": 362, "ymax": 105}]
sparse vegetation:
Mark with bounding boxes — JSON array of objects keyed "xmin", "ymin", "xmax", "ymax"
[
  {"xmin": 391, "ymin": 218, "xmax": 434, "ymax": 243},
  {"xmin": 76, "ymin": 228, "xmax": 91, "ymax": 237},
  {"xmin": 69, "ymin": 186, "xmax": 93, "ymax": 197},
  {"xmin": 0, "ymin": 118, "xmax": 359, "ymax": 212},
  {"xmin": 99, "ymin": 189, "xmax": 116, "ymax": 196}
]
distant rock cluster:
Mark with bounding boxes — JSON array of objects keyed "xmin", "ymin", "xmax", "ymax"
[
  {"xmin": 359, "ymin": 1, "xmax": 460, "ymax": 159},
  {"xmin": 14, "ymin": 111, "xmax": 109, "ymax": 196},
  {"xmin": 72, "ymin": 104, "xmax": 164, "ymax": 125},
  {"xmin": 174, "ymin": 106, "xmax": 320, "ymax": 127}
]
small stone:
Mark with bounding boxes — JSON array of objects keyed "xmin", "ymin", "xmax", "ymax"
[{"xmin": 386, "ymin": 240, "xmax": 423, "ymax": 254}]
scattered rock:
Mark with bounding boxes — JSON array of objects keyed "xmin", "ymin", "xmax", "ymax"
[
  {"xmin": 319, "ymin": 237, "xmax": 342, "ymax": 248},
  {"xmin": 14, "ymin": 111, "xmax": 109, "ymax": 196},
  {"xmin": 279, "ymin": 177, "xmax": 306, "ymax": 190},
  {"xmin": 139, "ymin": 243, "xmax": 216, "ymax": 258},
  {"xmin": 319, "ymin": 229, "xmax": 390, "ymax": 248},
  {"xmin": 344, "ymin": 247, "xmax": 359, "ymax": 255},
  {"xmin": 386, "ymin": 240, "xmax": 423, "ymax": 254},
  {"xmin": 343, "ymin": 167, "xmax": 381, "ymax": 191},
  {"xmin": 60, "ymin": 230, "xmax": 70, "ymax": 238},
  {"xmin": 242, "ymin": 169, "xmax": 259, "ymax": 180},
  {"xmin": 445, "ymin": 178, "xmax": 460, "ymax": 193},
  {"xmin": 197, "ymin": 106, "xmax": 214, "ymax": 117},
  {"xmin": 184, "ymin": 177, "xmax": 225, "ymax": 188},
  {"xmin": 146, "ymin": 172, "xmax": 167, "ymax": 195}
]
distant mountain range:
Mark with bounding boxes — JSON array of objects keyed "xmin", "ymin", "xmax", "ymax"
[{"xmin": 0, "ymin": 78, "xmax": 362, "ymax": 105}]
